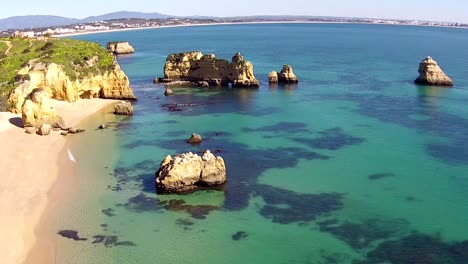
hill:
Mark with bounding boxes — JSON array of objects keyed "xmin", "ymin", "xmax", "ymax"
[
  {"xmin": 0, "ymin": 15, "xmax": 79, "ymax": 31},
  {"xmin": 82, "ymin": 11, "xmax": 172, "ymax": 22}
]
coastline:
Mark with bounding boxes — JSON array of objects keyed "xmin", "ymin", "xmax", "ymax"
[
  {"xmin": 0, "ymin": 99, "xmax": 119, "ymax": 264},
  {"xmin": 55, "ymin": 20, "xmax": 468, "ymax": 38}
]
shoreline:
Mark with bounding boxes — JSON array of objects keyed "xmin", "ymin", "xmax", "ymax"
[
  {"xmin": 55, "ymin": 20, "xmax": 468, "ymax": 38},
  {"xmin": 0, "ymin": 99, "xmax": 119, "ymax": 264}
]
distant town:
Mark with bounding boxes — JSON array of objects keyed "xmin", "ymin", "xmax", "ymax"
[{"xmin": 1, "ymin": 16, "xmax": 467, "ymax": 38}]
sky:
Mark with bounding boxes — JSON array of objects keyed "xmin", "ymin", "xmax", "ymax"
[{"xmin": 1, "ymin": 0, "xmax": 467, "ymax": 23}]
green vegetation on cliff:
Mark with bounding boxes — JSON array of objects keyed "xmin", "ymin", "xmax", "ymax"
[{"xmin": 0, "ymin": 37, "xmax": 115, "ymax": 110}]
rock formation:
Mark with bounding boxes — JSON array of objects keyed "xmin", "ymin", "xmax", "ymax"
[
  {"xmin": 107, "ymin": 42, "xmax": 135, "ymax": 54},
  {"xmin": 155, "ymin": 150, "xmax": 227, "ymax": 193},
  {"xmin": 164, "ymin": 88, "xmax": 174, "ymax": 96},
  {"xmin": 158, "ymin": 51, "xmax": 259, "ymax": 88},
  {"xmin": 415, "ymin": 57, "xmax": 453, "ymax": 86},
  {"xmin": 21, "ymin": 89, "xmax": 63, "ymax": 128},
  {"xmin": 114, "ymin": 101, "xmax": 133, "ymax": 115},
  {"xmin": 268, "ymin": 71, "xmax": 279, "ymax": 83},
  {"xmin": 269, "ymin": 65, "xmax": 299, "ymax": 84},
  {"xmin": 8, "ymin": 58, "xmax": 136, "ymax": 113},
  {"xmin": 187, "ymin": 133, "xmax": 202, "ymax": 144},
  {"xmin": 37, "ymin": 124, "xmax": 52, "ymax": 136}
]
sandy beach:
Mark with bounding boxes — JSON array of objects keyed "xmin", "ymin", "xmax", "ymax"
[
  {"xmin": 0, "ymin": 99, "xmax": 118, "ymax": 264},
  {"xmin": 54, "ymin": 20, "xmax": 468, "ymax": 39}
]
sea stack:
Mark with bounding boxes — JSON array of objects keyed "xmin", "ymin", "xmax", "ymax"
[
  {"xmin": 269, "ymin": 65, "xmax": 299, "ymax": 84},
  {"xmin": 415, "ymin": 57, "xmax": 453, "ymax": 86},
  {"xmin": 155, "ymin": 150, "xmax": 227, "ymax": 194},
  {"xmin": 107, "ymin": 41, "xmax": 135, "ymax": 54},
  {"xmin": 158, "ymin": 51, "xmax": 260, "ymax": 88}
]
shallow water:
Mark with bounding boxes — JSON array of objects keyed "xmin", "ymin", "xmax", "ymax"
[{"xmin": 53, "ymin": 24, "xmax": 468, "ymax": 263}]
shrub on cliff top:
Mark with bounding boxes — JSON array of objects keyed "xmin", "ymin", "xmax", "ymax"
[{"xmin": 0, "ymin": 37, "xmax": 115, "ymax": 101}]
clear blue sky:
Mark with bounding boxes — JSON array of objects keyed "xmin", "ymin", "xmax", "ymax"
[{"xmin": 1, "ymin": 0, "xmax": 467, "ymax": 23}]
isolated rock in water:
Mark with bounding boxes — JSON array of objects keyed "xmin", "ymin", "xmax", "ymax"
[
  {"xmin": 114, "ymin": 101, "xmax": 133, "ymax": 115},
  {"xmin": 98, "ymin": 124, "xmax": 106, "ymax": 129},
  {"xmin": 21, "ymin": 89, "xmax": 63, "ymax": 128},
  {"xmin": 155, "ymin": 150, "xmax": 227, "ymax": 193},
  {"xmin": 269, "ymin": 65, "xmax": 299, "ymax": 84},
  {"xmin": 107, "ymin": 42, "xmax": 135, "ymax": 54},
  {"xmin": 415, "ymin": 57, "xmax": 453, "ymax": 86},
  {"xmin": 160, "ymin": 51, "xmax": 259, "ymax": 88},
  {"xmin": 187, "ymin": 133, "xmax": 202, "ymax": 144},
  {"xmin": 37, "ymin": 124, "xmax": 52, "ymax": 136},
  {"xmin": 268, "ymin": 71, "xmax": 279, "ymax": 84},
  {"xmin": 164, "ymin": 88, "xmax": 174, "ymax": 96},
  {"xmin": 278, "ymin": 65, "xmax": 299, "ymax": 83}
]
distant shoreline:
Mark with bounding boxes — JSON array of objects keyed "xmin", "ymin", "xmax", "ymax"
[{"xmin": 55, "ymin": 20, "xmax": 468, "ymax": 38}]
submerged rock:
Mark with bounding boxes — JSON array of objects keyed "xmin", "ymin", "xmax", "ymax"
[
  {"xmin": 158, "ymin": 51, "xmax": 259, "ymax": 88},
  {"xmin": 415, "ymin": 56, "xmax": 453, "ymax": 86},
  {"xmin": 155, "ymin": 150, "xmax": 227, "ymax": 194},
  {"xmin": 187, "ymin": 133, "xmax": 202, "ymax": 144},
  {"xmin": 114, "ymin": 101, "xmax": 134, "ymax": 116},
  {"xmin": 164, "ymin": 88, "xmax": 174, "ymax": 96},
  {"xmin": 107, "ymin": 41, "xmax": 135, "ymax": 54},
  {"xmin": 269, "ymin": 65, "xmax": 299, "ymax": 84}
]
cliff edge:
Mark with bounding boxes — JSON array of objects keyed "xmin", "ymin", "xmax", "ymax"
[{"xmin": 0, "ymin": 37, "xmax": 136, "ymax": 113}]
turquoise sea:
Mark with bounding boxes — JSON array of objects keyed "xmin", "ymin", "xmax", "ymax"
[{"xmin": 53, "ymin": 24, "xmax": 468, "ymax": 263}]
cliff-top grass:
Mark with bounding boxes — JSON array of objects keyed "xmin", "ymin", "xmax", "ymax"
[{"xmin": 0, "ymin": 37, "xmax": 115, "ymax": 101}]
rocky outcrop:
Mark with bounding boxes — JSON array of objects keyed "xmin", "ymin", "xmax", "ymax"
[
  {"xmin": 114, "ymin": 101, "xmax": 133, "ymax": 115},
  {"xmin": 415, "ymin": 57, "xmax": 453, "ymax": 86},
  {"xmin": 21, "ymin": 89, "xmax": 63, "ymax": 128},
  {"xmin": 158, "ymin": 51, "xmax": 259, "ymax": 88},
  {"xmin": 8, "ymin": 58, "xmax": 136, "ymax": 113},
  {"xmin": 107, "ymin": 42, "xmax": 135, "ymax": 54},
  {"xmin": 37, "ymin": 124, "xmax": 52, "ymax": 136},
  {"xmin": 155, "ymin": 150, "xmax": 227, "ymax": 193},
  {"xmin": 269, "ymin": 65, "xmax": 299, "ymax": 84},
  {"xmin": 187, "ymin": 133, "xmax": 202, "ymax": 144}
]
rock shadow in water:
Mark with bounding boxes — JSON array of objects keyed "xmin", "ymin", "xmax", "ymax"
[{"xmin": 162, "ymin": 199, "xmax": 219, "ymax": 220}]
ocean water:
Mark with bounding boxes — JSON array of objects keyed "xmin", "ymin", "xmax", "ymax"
[{"xmin": 53, "ymin": 24, "xmax": 468, "ymax": 263}]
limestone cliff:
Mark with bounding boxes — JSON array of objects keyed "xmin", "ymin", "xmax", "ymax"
[
  {"xmin": 8, "ymin": 57, "xmax": 136, "ymax": 113},
  {"xmin": 107, "ymin": 42, "xmax": 135, "ymax": 54},
  {"xmin": 159, "ymin": 51, "xmax": 259, "ymax": 88},
  {"xmin": 22, "ymin": 89, "xmax": 63, "ymax": 128},
  {"xmin": 415, "ymin": 57, "xmax": 453, "ymax": 86}
]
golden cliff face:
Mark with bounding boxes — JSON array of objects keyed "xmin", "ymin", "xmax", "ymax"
[
  {"xmin": 161, "ymin": 51, "xmax": 259, "ymax": 88},
  {"xmin": 8, "ymin": 59, "xmax": 136, "ymax": 113}
]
